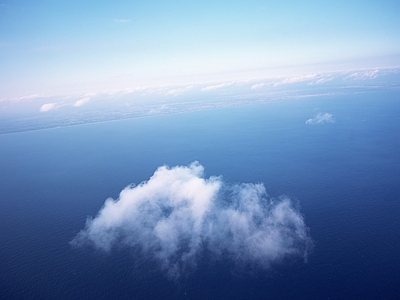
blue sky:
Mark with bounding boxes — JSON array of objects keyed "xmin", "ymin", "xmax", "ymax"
[{"xmin": 1, "ymin": 0, "xmax": 400, "ymax": 101}]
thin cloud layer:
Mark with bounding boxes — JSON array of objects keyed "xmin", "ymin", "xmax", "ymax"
[
  {"xmin": 71, "ymin": 162, "xmax": 312, "ymax": 278},
  {"xmin": 201, "ymin": 81, "xmax": 235, "ymax": 91},
  {"xmin": 346, "ymin": 69, "xmax": 380, "ymax": 80},
  {"xmin": 306, "ymin": 112, "xmax": 336, "ymax": 124},
  {"xmin": 273, "ymin": 74, "xmax": 317, "ymax": 87},
  {"xmin": 165, "ymin": 85, "xmax": 193, "ymax": 96}
]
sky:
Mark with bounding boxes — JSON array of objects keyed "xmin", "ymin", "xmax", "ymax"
[{"xmin": 1, "ymin": 0, "xmax": 400, "ymax": 102}]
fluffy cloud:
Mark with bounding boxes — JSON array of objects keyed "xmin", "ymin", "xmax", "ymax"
[
  {"xmin": 71, "ymin": 162, "xmax": 313, "ymax": 278},
  {"xmin": 39, "ymin": 102, "xmax": 57, "ymax": 112},
  {"xmin": 306, "ymin": 112, "xmax": 336, "ymax": 124}
]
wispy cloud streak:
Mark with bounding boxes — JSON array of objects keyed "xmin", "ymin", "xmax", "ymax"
[
  {"xmin": 71, "ymin": 162, "xmax": 312, "ymax": 278},
  {"xmin": 165, "ymin": 85, "xmax": 193, "ymax": 96},
  {"xmin": 201, "ymin": 81, "xmax": 235, "ymax": 91}
]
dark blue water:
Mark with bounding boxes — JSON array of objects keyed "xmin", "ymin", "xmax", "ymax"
[{"xmin": 1, "ymin": 90, "xmax": 400, "ymax": 299}]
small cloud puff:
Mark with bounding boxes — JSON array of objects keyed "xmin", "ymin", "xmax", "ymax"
[
  {"xmin": 74, "ymin": 97, "xmax": 90, "ymax": 107},
  {"xmin": 40, "ymin": 103, "xmax": 58, "ymax": 112},
  {"xmin": 306, "ymin": 112, "xmax": 336, "ymax": 125},
  {"xmin": 251, "ymin": 83, "xmax": 265, "ymax": 90}
]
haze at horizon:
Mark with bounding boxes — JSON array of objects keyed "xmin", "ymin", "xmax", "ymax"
[{"xmin": 1, "ymin": 0, "xmax": 400, "ymax": 101}]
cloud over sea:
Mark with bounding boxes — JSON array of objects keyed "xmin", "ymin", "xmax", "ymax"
[
  {"xmin": 71, "ymin": 162, "xmax": 313, "ymax": 278},
  {"xmin": 306, "ymin": 112, "xmax": 336, "ymax": 124}
]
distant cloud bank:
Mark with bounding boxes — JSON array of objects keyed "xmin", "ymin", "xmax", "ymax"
[
  {"xmin": 2, "ymin": 66, "xmax": 396, "ymax": 117},
  {"xmin": 71, "ymin": 162, "xmax": 313, "ymax": 278},
  {"xmin": 306, "ymin": 112, "xmax": 336, "ymax": 125}
]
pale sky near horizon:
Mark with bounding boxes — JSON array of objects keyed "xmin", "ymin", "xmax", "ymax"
[{"xmin": 1, "ymin": 0, "xmax": 400, "ymax": 100}]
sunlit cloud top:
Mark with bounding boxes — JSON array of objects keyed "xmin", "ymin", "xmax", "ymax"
[{"xmin": 71, "ymin": 162, "xmax": 313, "ymax": 278}]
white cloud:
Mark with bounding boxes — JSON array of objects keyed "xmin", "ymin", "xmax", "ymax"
[
  {"xmin": 147, "ymin": 104, "xmax": 169, "ymax": 115},
  {"xmin": 306, "ymin": 112, "xmax": 336, "ymax": 124},
  {"xmin": 273, "ymin": 74, "xmax": 317, "ymax": 87},
  {"xmin": 165, "ymin": 85, "xmax": 193, "ymax": 96},
  {"xmin": 39, "ymin": 102, "xmax": 58, "ymax": 112},
  {"xmin": 73, "ymin": 97, "xmax": 90, "ymax": 107},
  {"xmin": 309, "ymin": 76, "xmax": 334, "ymax": 85},
  {"xmin": 71, "ymin": 162, "xmax": 312, "ymax": 279},
  {"xmin": 251, "ymin": 83, "xmax": 265, "ymax": 89},
  {"xmin": 19, "ymin": 94, "xmax": 43, "ymax": 101},
  {"xmin": 201, "ymin": 81, "xmax": 235, "ymax": 91},
  {"xmin": 346, "ymin": 69, "xmax": 380, "ymax": 80},
  {"xmin": 10, "ymin": 93, "xmax": 47, "ymax": 102}
]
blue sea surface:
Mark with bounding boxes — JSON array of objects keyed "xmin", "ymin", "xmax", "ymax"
[{"xmin": 1, "ymin": 90, "xmax": 400, "ymax": 299}]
